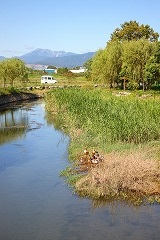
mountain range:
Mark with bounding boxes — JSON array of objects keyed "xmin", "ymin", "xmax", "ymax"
[
  {"xmin": 0, "ymin": 56, "xmax": 5, "ymax": 60},
  {"xmin": 0, "ymin": 48, "xmax": 96, "ymax": 67}
]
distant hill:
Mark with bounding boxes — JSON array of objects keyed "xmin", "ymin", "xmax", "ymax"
[
  {"xmin": 36, "ymin": 52, "xmax": 95, "ymax": 67},
  {"xmin": 18, "ymin": 48, "xmax": 95, "ymax": 67},
  {"xmin": 0, "ymin": 48, "xmax": 96, "ymax": 67},
  {"xmin": 19, "ymin": 48, "xmax": 77, "ymax": 64},
  {"xmin": 0, "ymin": 56, "xmax": 6, "ymax": 61}
]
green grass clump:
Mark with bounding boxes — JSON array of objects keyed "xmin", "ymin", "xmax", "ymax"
[{"xmin": 60, "ymin": 167, "xmax": 81, "ymax": 186}]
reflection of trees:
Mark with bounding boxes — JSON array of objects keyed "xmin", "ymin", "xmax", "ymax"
[
  {"xmin": 0, "ymin": 128, "xmax": 26, "ymax": 145},
  {"xmin": 45, "ymin": 111, "xmax": 64, "ymax": 132},
  {"xmin": 0, "ymin": 109, "xmax": 28, "ymax": 128},
  {"xmin": 0, "ymin": 108, "xmax": 28, "ymax": 145}
]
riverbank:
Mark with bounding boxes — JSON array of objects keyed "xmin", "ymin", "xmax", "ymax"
[
  {"xmin": 74, "ymin": 146, "xmax": 160, "ymax": 205},
  {"xmin": 0, "ymin": 92, "xmax": 43, "ymax": 106},
  {"xmin": 45, "ymin": 88, "xmax": 160, "ymax": 205}
]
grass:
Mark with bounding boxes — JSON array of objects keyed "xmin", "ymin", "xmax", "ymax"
[
  {"xmin": 0, "ymin": 87, "xmax": 21, "ymax": 95},
  {"xmin": 46, "ymin": 87, "xmax": 160, "ymax": 145},
  {"xmin": 27, "ymin": 73, "xmax": 92, "ymax": 87},
  {"xmin": 45, "ymin": 87, "xmax": 160, "ymax": 205},
  {"xmin": 0, "ymin": 73, "xmax": 93, "ymax": 94}
]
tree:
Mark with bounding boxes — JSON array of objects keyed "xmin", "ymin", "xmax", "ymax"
[
  {"xmin": 110, "ymin": 21, "xmax": 159, "ymax": 42},
  {"xmin": 119, "ymin": 64, "xmax": 131, "ymax": 90},
  {"xmin": 83, "ymin": 58, "xmax": 93, "ymax": 80},
  {"xmin": 57, "ymin": 67, "xmax": 68, "ymax": 74},
  {"xmin": 154, "ymin": 41, "xmax": 160, "ymax": 63},
  {"xmin": 145, "ymin": 42, "xmax": 160, "ymax": 88},
  {"xmin": 47, "ymin": 66, "xmax": 57, "ymax": 69},
  {"xmin": 90, "ymin": 21, "xmax": 159, "ymax": 90},
  {"xmin": 0, "ymin": 60, "xmax": 7, "ymax": 88},
  {"xmin": 91, "ymin": 41, "xmax": 123, "ymax": 87},
  {"xmin": 104, "ymin": 40, "xmax": 123, "ymax": 88},
  {"xmin": 0, "ymin": 58, "xmax": 28, "ymax": 87},
  {"xmin": 91, "ymin": 49, "xmax": 108, "ymax": 85},
  {"xmin": 122, "ymin": 39, "xmax": 154, "ymax": 90}
]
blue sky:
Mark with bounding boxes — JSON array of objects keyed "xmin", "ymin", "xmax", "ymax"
[{"xmin": 1, "ymin": 0, "xmax": 160, "ymax": 57}]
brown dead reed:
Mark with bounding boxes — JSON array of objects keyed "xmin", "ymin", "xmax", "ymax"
[{"xmin": 75, "ymin": 150, "xmax": 160, "ymax": 203}]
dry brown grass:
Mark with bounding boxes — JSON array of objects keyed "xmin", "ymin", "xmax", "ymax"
[{"xmin": 75, "ymin": 149, "xmax": 160, "ymax": 204}]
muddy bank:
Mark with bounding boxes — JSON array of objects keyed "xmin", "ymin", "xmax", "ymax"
[{"xmin": 0, "ymin": 92, "xmax": 43, "ymax": 106}]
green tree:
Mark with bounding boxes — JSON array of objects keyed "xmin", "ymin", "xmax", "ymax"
[
  {"xmin": 91, "ymin": 41, "xmax": 123, "ymax": 88},
  {"xmin": 104, "ymin": 40, "xmax": 123, "ymax": 88},
  {"xmin": 47, "ymin": 66, "xmax": 57, "ymax": 69},
  {"xmin": 83, "ymin": 58, "xmax": 93, "ymax": 80},
  {"xmin": 154, "ymin": 41, "xmax": 160, "ymax": 63},
  {"xmin": 91, "ymin": 49, "xmax": 108, "ymax": 85},
  {"xmin": 122, "ymin": 39, "xmax": 154, "ymax": 90},
  {"xmin": 119, "ymin": 64, "xmax": 132, "ymax": 90},
  {"xmin": 0, "ymin": 58, "xmax": 28, "ymax": 87},
  {"xmin": 0, "ymin": 60, "xmax": 7, "ymax": 88},
  {"xmin": 110, "ymin": 21, "xmax": 159, "ymax": 42},
  {"xmin": 145, "ymin": 42, "xmax": 160, "ymax": 88},
  {"xmin": 90, "ymin": 21, "xmax": 159, "ymax": 90},
  {"xmin": 57, "ymin": 67, "xmax": 68, "ymax": 74}
]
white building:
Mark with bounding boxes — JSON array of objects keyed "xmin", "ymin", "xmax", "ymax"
[{"xmin": 69, "ymin": 67, "xmax": 87, "ymax": 74}]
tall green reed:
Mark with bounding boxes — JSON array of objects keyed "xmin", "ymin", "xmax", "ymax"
[{"xmin": 45, "ymin": 88, "xmax": 160, "ymax": 145}]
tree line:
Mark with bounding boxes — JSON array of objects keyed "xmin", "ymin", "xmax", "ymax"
[{"xmin": 85, "ymin": 21, "xmax": 160, "ymax": 90}]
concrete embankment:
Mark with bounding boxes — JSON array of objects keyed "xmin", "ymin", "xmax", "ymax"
[{"xmin": 0, "ymin": 92, "xmax": 43, "ymax": 105}]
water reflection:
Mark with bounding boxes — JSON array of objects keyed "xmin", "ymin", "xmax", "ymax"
[
  {"xmin": 0, "ymin": 100, "xmax": 44, "ymax": 145},
  {"xmin": 45, "ymin": 109, "xmax": 63, "ymax": 131},
  {"xmin": 0, "ymin": 105, "xmax": 29, "ymax": 145}
]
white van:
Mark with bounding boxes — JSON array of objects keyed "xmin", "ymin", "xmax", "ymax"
[{"xmin": 41, "ymin": 75, "xmax": 57, "ymax": 84}]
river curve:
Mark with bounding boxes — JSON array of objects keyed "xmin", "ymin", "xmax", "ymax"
[{"xmin": 0, "ymin": 99, "xmax": 160, "ymax": 240}]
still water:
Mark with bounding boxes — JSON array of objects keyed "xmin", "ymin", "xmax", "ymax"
[{"xmin": 0, "ymin": 100, "xmax": 160, "ymax": 240}]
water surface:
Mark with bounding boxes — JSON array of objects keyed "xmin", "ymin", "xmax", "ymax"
[{"xmin": 0, "ymin": 100, "xmax": 159, "ymax": 240}]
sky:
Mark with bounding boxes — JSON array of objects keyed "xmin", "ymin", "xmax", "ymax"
[{"xmin": 1, "ymin": 0, "xmax": 160, "ymax": 58}]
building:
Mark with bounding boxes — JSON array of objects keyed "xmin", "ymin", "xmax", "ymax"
[
  {"xmin": 44, "ymin": 68, "xmax": 57, "ymax": 74},
  {"xmin": 69, "ymin": 67, "xmax": 86, "ymax": 74}
]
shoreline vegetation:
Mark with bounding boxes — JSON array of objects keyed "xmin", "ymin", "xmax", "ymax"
[{"xmin": 45, "ymin": 87, "xmax": 160, "ymax": 205}]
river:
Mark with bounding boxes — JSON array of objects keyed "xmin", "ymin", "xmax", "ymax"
[{"xmin": 0, "ymin": 99, "xmax": 160, "ymax": 240}]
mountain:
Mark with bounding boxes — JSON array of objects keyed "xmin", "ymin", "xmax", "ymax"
[
  {"xmin": 36, "ymin": 51, "xmax": 95, "ymax": 67},
  {"xmin": 0, "ymin": 48, "xmax": 96, "ymax": 67},
  {"xmin": 18, "ymin": 48, "xmax": 95, "ymax": 67},
  {"xmin": 0, "ymin": 56, "xmax": 6, "ymax": 61},
  {"xmin": 19, "ymin": 48, "xmax": 78, "ymax": 64}
]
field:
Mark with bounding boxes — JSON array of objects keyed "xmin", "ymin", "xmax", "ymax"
[{"xmin": 0, "ymin": 72, "xmax": 93, "ymax": 96}]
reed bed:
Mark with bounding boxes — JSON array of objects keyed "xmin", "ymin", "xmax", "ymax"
[
  {"xmin": 45, "ymin": 88, "xmax": 160, "ymax": 204},
  {"xmin": 46, "ymin": 88, "xmax": 160, "ymax": 145}
]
